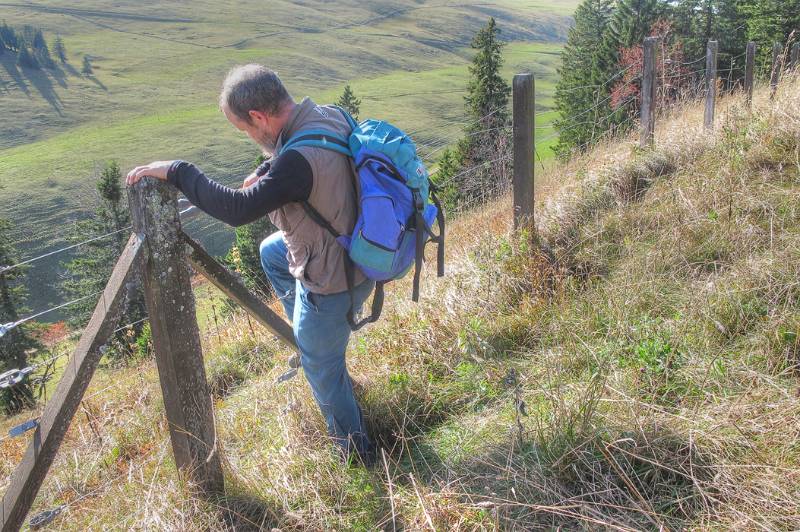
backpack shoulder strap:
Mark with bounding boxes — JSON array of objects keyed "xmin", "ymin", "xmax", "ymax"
[
  {"xmin": 280, "ymin": 129, "xmax": 351, "ymax": 157},
  {"xmin": 330, "ymin": 105, "xmax": 359, "ymax": 130}
]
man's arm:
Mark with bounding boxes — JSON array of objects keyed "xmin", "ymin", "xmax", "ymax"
[{"xmin": 126, "ymin": 150, "xmax": 313, "ymax": 227}]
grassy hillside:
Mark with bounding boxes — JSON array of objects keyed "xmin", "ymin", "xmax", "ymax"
[
  {"xmin": 1, "ymin": 76, "xmax": 797, "ymax": 530},
  {"xmin": 0, "ymin": 0, "xmax": 574, "ymax": 313}
]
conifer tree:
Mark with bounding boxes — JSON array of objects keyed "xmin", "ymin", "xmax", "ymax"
[
  {"xmin": 458, "ymin": 17, "xmax": 512, "ymax": 207},
  {"xmin": 553, "ymin": 0, "xmax": 614, "ymax": 157},
  {"xmin": 740, "ymin": 0, "xmax": 800, "ymax": 71},
  {"xmin": 21, "ymin": 25, "xmax": 36, "ymax": 46},
  {"xmin": 465, "ymin": 18, "xmax": 510, "ymax": 128},
  {"xmin": 33, "ymin": 40, "xmax": 52, "ymax": 68},
  {"xmin": 336, "ymin": 84, "xmax": 361, "ymax": 121},
  {"xmin": 225, "ymin": 154, "xmax": 276, "ymax": 298},
  {"xmin": 32, "ymin": 28, "xmax": 46, "ymax": 50},
  {"xmin": 61, "ymin": 162, "xmax": 145, "ymax": 354},
  {"xmin": 0, "ymin": 220, "xmax": 39, "ymax": 414},
  {"xmin": 672, "ymin": 0, "xmax": 747, "ymax": 85},
  {"xmin": 53, "ymin": 35, "xmax": 67, "ymax": 64}
]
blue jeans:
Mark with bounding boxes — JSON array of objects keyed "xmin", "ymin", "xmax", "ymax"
[{"xmin": 259, "ymin": 232, "xmax": 374, "ymax": 459}]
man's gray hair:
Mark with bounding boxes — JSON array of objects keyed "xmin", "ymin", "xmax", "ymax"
[{"xmin": 219, "ymin": 64, "xmax": 291, "ymax": 122}]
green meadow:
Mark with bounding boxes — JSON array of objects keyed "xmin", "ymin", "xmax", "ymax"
[{"xmin": 0, "ymin": 0, "xmax": 577, "ymax": 312}]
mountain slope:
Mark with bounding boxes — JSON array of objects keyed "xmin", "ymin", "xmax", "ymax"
[
  {"xmin": 1, "ymin": 76, "xmax": 798, "ymax": 530},
  {"xmin": 0, "ymin": 0, "xmax": 576, "ymax": 313}
]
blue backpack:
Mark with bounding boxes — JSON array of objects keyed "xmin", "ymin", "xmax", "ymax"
[{"xmin": 279, "ymin": 107, "xmax": 445, "ymax": 330}]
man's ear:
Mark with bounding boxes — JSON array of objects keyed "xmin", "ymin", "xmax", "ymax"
[{"xmin": 248, "ymin": 109, "xmax": 270, "ymax": 126}]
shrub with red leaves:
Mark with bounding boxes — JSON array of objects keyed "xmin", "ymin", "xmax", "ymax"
[{"xmin": 611, "ymin": 19, "xmax": 691, "ymax": 115}]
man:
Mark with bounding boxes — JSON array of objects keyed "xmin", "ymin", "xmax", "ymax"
[{"xmin": 126, "ymin": 64, "xmax": 375, "ymax": 463}]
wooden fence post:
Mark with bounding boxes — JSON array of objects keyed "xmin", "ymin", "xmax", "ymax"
[
  {"xmin": 640, "ymin": 37, "xmax": 657, "ymax": 148},
  {"xmin": 745, "ymin": 42, "xmax": 756, "ymax": 108},
  {"xmin": 512, "ymin": 72, "xmax": 535, "ymax": 232},
  {"xmin": 128, "ymin": 179, "xmax": 224, "ymax": 496},
  {"xmin": 704, "ymin": 40, "xmax": 718, "ymax": 129},
  {"xmin": 770, "ymin": 41, "xmax": 783, "ymax": 99},
  {"xmin": 791, "ymin": 42, "xmax": 800, "ymax": 71}
]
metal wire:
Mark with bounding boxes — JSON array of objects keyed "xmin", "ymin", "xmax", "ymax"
[
  {"xmin": 0, "ymin": 292, "xmax": 104, "ymax": 339},
  {"xmin": 0, "ymin": 227, "xmax": 132, "ymax": 275}
]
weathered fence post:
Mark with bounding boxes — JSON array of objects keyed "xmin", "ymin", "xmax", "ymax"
[
  {"xmin": 128, "ymin": 179, "xmax": 224, "ymax": 495},
  {"xmin": 640, "ymin": 37, "xmax": 657, "ymax": 148},
  {"xmin": 704, "ymin": 40, "xmax": 718, "ymax": 129},
  {"xmin": 770, "ymin": 41, "xmax": 783, "ymax": 99},
  {"xmin": 791, "ymin": 42, "xmax": 800, "ymax": 72},
  {"xmin": 745, "ymin": 42, "xmax": 756, "ymax": 108},
  {"xmin": 512, "ymin": 72, "xmax": 535, "ymax": 232}
]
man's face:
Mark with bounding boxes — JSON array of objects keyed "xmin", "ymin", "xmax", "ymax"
[{"xmin": 222, "ymin": 105, "xmax": 278, "ymax": 154}]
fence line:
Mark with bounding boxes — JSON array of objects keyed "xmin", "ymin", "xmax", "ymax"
[{"xmin": 0, "ymin": 34, "xmax": 797, "ymax": 531}]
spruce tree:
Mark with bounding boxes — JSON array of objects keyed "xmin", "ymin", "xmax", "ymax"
[
  {"xmin": 458, "ymin": 17, "xmax": 512, "ymax": 207},
  {"xmin": 32, "ymin": 28, "xmax": 46, "ymax": 51},
  {"xmin": 53, "ymin": 35, "xmax": 67, "ymax": 64},
  {"xmin": 225, "ymin": 154, "xmax": 276, "ymax": 297},
  {"xmin": 672, "ymin": 0, "xmax": 747, "ymax": 87},
  {"xmin": 740, "ymin": 0, "xmax": 800, "ymax": 72},
  {"xmin": 61, "ymin": 162, "xmax": 145, "ymax": 355},
  {"xmin": 582, "ymin": 0, "xmax": 668, "ymax": 145},
  {"xmin": 336, "ymin": 84, "xmax": 361, "ymax": 121},
  {"xmin": 32, "ymin": 37, "xmax": 53, "ymax": 68},
  {"xmin": 465, "ymin": 18, "xmax": 510, "ymax": 128},
  {"xmin": 81, "ymin": 55, "xmax": 92, "ymax": 75},
  {"xmin": 553, "ymin": 0, "xmax": 614, "ymax": 157},
  {"xmin": 0, "ymin": 220, "xmax": 39, "ymax": 414}
]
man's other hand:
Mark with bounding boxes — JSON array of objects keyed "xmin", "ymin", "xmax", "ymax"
[
  {"xmin": 126, "ymin": 160, "xmax": 175, "ymax": 186},
  {"xmin": 242, "ymin": 171, "xmax": 260, "ymax": 188}
]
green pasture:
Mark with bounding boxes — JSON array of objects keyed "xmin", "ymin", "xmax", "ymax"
[{"xmin": 0, "ymin": 0, "xmax": 577, "ymax": 312}]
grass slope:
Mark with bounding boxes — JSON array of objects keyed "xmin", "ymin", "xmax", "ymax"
[
  {"xmin": 0, "ymin": 0, "xmax": 574, "ymax": 313},
  {"xmin": 0, "ymin": 77, "xmax": 797, "ymax": 530}
]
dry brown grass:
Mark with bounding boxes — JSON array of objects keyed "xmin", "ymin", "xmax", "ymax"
[{"xmin": 0, "ymin": 75, "xmax": 798, "ymax": 530}]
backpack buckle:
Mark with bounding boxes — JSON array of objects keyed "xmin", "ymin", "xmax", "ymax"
[{"xmin": 412, "ymin": 190, "xmax": 424, "ymax": 211}]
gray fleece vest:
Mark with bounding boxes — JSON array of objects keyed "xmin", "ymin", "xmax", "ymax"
[{"xmin": 269, "ymin": 98, "xmax": 365, "ymax": 295}]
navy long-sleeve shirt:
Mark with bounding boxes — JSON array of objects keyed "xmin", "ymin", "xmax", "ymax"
[{"xmin": 166, "ymin": 149, "xmax": 313, "ymax": 227}]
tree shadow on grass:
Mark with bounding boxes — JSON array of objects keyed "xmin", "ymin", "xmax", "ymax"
[
  {"xmin": 47, "ymin": 62, "xmax": 69, "ymax": 89},
  {"xmin": 210, "ymin": 492, "xmax": 283, "ymax": 531},
  {"xmin": 21, "ymin": 65, "xmax": 64, "ymax": 114},
  {"xmin": 0, "ymin": 54, "xmax": 31, "ymax": 96},
  {"xmin": 85, "ymin": 74, "xmax": 107, "ymax": 91}
]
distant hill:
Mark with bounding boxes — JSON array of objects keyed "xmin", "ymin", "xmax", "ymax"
[{"xmin": 0, "ymin": 0, "xmax": 577, "ymax": 316}]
